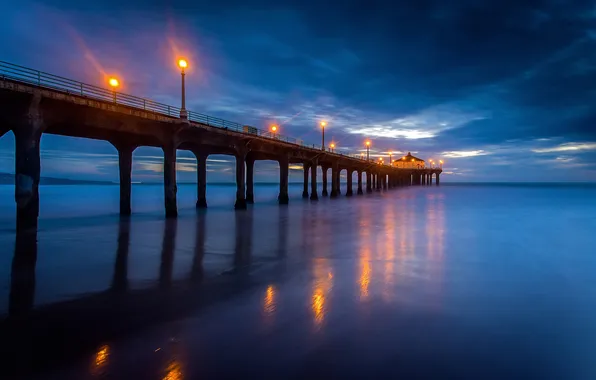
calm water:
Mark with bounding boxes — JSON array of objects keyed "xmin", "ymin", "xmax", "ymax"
[{"xmin": 1, "ymin": 183, "xmax": 596, "ymax": 379}]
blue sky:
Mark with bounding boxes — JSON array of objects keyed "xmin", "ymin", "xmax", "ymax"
[{"xmin": 1, "ymin": 0, "xmax": 595, "ymax": 182}]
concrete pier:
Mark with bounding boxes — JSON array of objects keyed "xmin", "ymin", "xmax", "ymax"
[
  {"xmin": 322, "ymin": 166, "xmax": 329, "ymax": 196},
  {"xmin": 278, "ymin": 155, "xmax": 289, "ymax": 204},
  {"xmin": 245, "ymin": 156, "xmax": 255, "ymax": 203},
  {"xmin": 0, "ymin": 70, "xmax": 443, "ymax": 230},
  {"xmin": 310, "ymin": 159, "xmax": 318, "ymax": 201},
  {"xmin": 195, "ymin": 152, "xmax": 208, "ymax": 208},
  {"xmin": 302, "ymin": 163, "xmax": 309, "ymax": 199},
  {"xmin": 163, "ymin": 144, "xmax": 178, "ymax": 218},
  {"xmin": 116, "ymin": 144, "xmax": 134, "ymax": 216},
  {"xmin": 330, "ymin": 163, "xmax": 339, "ymax": 198},
  {"xmin": 346, "ymin": 169, "xmax": 354, "ymax": 196},
  {"xmin": 357, "ymin": 171, "xmax": 363, "ymax": 195},
  {"xmin": 235, "ymin": 152, "xmax": 247, "ymax": 210}
]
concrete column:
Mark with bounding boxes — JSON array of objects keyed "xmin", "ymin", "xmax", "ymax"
[
  {"xmin": 235, "ymin": 152, "xmax": 247, "ymax": 210},
  {"xmin": 422, "ymin": 173, "xmax": 427, "ymax": 185},
  {"xmin": 366, "ymin": 172, "xmax": 373, "ymax": 193},
  {"xmin": 14, "ymin": 127, "xmax": 42, "ymax": 231},
  {"xmin": 346, "ymin": 169, "xmax": 354, "ymax": 196},
  {"xmin": 436, "ymin": 173, "xmax": 441, "ymax": 186},
  {"xmin": 382, "ymin": 174, "xmax": 387, "ymax": 190},
  {"xmin": 322, "ymin": 166, "xmax": 329, "ymax": 196},
  {"xmin": 336, "ymin": 168, "xmax": 342, "ymax": 196},
  {"xmin": 310, "ymin": 160, "xmax": 319, "ymax": 201},
  {"xmin": 376, "ymin": 172, "xmax": 381, "ymax": 191},
  {"xmin": 195, "ymin": 152, "xmax": 208, "ymax": 208},
  {"xmin": 330, "ymin": 163, "xmax": 339, "ymax": 198},
  {"xmin": 117, "ymin": 145, "xmax": 134, "ymax": 216},
  {"xmin": 357, "ymin": 171, "xmax": 363, "ymax": 195},
  {"xmin": 278, "ymin": 155, "xmax": 289, "ymax": 204},
  {"xmin": 163, "ymin": 144, "xmax": 178, "ymax": 217},
  {"xmin": 302, "ymin": 163, "xmax": 309, "ymax": 198},
  {"xmin": 246, "ymin": 156, "xmax": 255, "ymax": 204}
]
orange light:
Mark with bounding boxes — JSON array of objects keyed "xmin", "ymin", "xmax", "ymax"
[
  {"xmin": 440, "ymin": 160, "xmax": 444, "ymax": 164},
  {"xmin": 271, "ymin": 125, "xmax": 278, "ymax": 132},
  {"xmin": 365, "ymin": 141, "xmax": 371, "ymax": 146},
  {"xmin": 108, "ymin": 77, "xmax": 119, "ymax": 88},
  {"xmin": 411, "ymin": 159, "xmax": 415, "ymax": 162},
  {"xmin": 178, "ymin": 59, "xmax": 188, "ymax": 69},
  {"xmin": 330, "ymin": 143, "xmax": 335, "ymax": 149},
  {"xmin": 402, "ymin": 157, "xmax": 406, "ymax": 160},
  {"xmin": 320, "ymin": 121, "xmax": 327, "ymax": 127}
]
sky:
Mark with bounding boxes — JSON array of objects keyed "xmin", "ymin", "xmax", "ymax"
[{"xmin": 1, "ymin": 0, "xmax": 595, "ymax": 182}]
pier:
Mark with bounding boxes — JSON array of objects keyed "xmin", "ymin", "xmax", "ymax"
[{"xmin": 0, "ymin": 61, "xmax": 441, "ymax": 231}]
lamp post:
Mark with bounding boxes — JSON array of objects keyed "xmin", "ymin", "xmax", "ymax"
[
  {"xmin": 389, "ymin": 152, "xmax": 392, "ymax": 165},
  {"xmin": 108, "ymin": 77, "xmax": 119, "ymax": 103},
  {"xmin": 378, "ymin": 157, "xmax": 383, "ymax": 165},
  {"xmin": 329, "ymin": 142, "xmax": 335, "ymax": 153},
  {"xmin": 429, "ymin": 159, "xmax": 434, "ymax": 169},
  {"xmin": 178, "ymin": 59, "xmax": 188, "ymax": 119},
  {"xmin": 320, "ymin": 121, "xmax": 326, "ymax": 151},
  {"xmin": 439, "ymin": 160, "xmax": 444, "ymax": 169},
  {"xmin": 271, "ymin": 124, "xmax": 278, "ymax": 139},
  {"xmin": 365, "ymin": 140, "xmax": 371, "ymax": 161}
]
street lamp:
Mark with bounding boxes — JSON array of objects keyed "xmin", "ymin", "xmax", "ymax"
[
  {"xmin": 365, "ymin": 140, "xmax": 371, "ymax": 161},
  {"xmin": 320, "ymin": 121, "xmax": 327, "ymax": 151},
  {"xmin": 429, "ymin": 159, "xmax": 434, "ymax": 168},
  {"xmin": 178, "ymin": 58, "xmax": 188, "ymax": 119},
  {"xmin": 379, "ymin": 157, "xmax": 383, "ymax": 164},
  {"xmin": 389, "ymin": 152, "xmax": 392, "ymax": 165},
  {"xmin": 439, "ymin": 160, "xmax": 444, "ymax": 169},
  {"xmin": 108, "ymin": 77, "xmax": 119, "ymax": 103},
  {"xmin": 270, "ymin": 124, "xmax": 278, "ymax": 138},
  {"xmin": 329, "ymin": 142, "xmax": 335, "ymax": 153}
]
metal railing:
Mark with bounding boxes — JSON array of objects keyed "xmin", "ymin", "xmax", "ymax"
[{"xmin": 0, "ymin": 60, "xmax": 388, "ymax": 164}]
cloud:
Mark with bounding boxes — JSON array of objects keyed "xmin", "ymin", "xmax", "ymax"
[
  {"xmin": 441, "ymin": 150, "xmax": 490, "ymax": 158},
  {"xmin": 532, "ymin": 142, "xmax": 596, "ymax": 153}
]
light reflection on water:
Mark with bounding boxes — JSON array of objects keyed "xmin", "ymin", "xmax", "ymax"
[{"xmin": 1, "ymin": 184, "xmax": 596, "ymax": 378}]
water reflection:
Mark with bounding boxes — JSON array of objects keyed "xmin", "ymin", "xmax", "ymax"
[
  {"xmin": 191, "ymin": 213, "xmax": 206, "ymax": 282},
  {"xmin": 9, "ymin": 230, "xmax": 38, "ymax": 317},
  {"xmin": 234, "ymin": 210, "xmax": 253, "ymax": 273},
  {"xmin": 163, "ymin": 359, "xmax": 183, "ymax": 380},
  {"xmin": 90, "ymin": 344, "xmax": 109, "ymax": 376},
  {"xmin": 160, "ymin": 219, "xmax": 178, "ymax": 288},
  {"xmin": 311, "ymin": 258, "xmax": 333, "ymax": 330},
  {"xmin": 111, "ymin": 217, "xmax": 130, "ymax": 292},
  {"xmin": 262, "ymin": 284, "xmax": 276, "ymax": 321}
]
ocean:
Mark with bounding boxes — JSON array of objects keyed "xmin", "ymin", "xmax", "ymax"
[{"xmin": 1, "ymin": 182, "xmax": 596, "ymax": 379}]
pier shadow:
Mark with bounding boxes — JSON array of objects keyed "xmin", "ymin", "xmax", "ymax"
[{"xmin": 0, "ymin": 212, "xmax": 266, "ymax": 378}]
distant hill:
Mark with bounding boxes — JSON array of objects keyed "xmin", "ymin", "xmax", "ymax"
[{"xmin": 0, "ymin": 173, "xmax": 113, "ymax": 185}]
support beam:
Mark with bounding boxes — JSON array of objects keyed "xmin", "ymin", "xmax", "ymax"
[
  {"xmin": 310, "ymin": 159, "xmax": 318, "ymax": 201},
  {"xmin": 336, "ymin": 168, "xmax": 342, "ymax": 196},
  {"xmin": 322, "ymin": 166, "xmax": 329, "ymax": 197},
  {"xmin": 117, "ymin": 145, "xmax": 134, "ymax": 216},
  {"xmin": 436, "ymin": 173, "xmax": 441, "ymax": 186},
  {"xmin": 357, "ymin": 171, "xmax": 363, "ymax": 195},
  {"xmin": 302, "ymin": 163, "xmax": 309, "ymax": 198},
  {"xmin": 346, "ymin": 169, "xmax": 353, "ymax": 196},
  {"xmin": 163, "ymin": 144, "xmax": 178, "ymax": 217},
  {"xmin": 14, "ymin": 126, "xmax": 42, "ymax": 231},
  {"xmin": 381, "ymin": 174, "xmax": 386, "ymax": 190},
  {"xmin": 235, "ymin": 152, "xmax": 247, "ymax": 210},
  {"xmin": 278, "ymin": 155, "xmax": 289, "ymax": 204},
  {"xmin": 422, "ymin": 173, "xmax": 427, "ymax": 185},
  {"xmin": 330, "ymin": 163, "xmax": 339, "ymax": 198},
  {"xmin": 195, "ymin": 152, "xmax": 208, "ymax": 208},
  {"xmin": 376, "ymin": 172, "xmax": 381, "ymax": 191},
  {"xmin": 245, "ymin": 157, "xmax": 255, "ymax": 204},
  {"xmin": 366, "ymin": 172, "xmax": 373, "ymax": 193}
]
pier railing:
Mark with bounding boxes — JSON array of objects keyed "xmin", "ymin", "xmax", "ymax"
[{"xmin": 0, "ymin": 60, "xmax": 385, "ymax": 164}]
